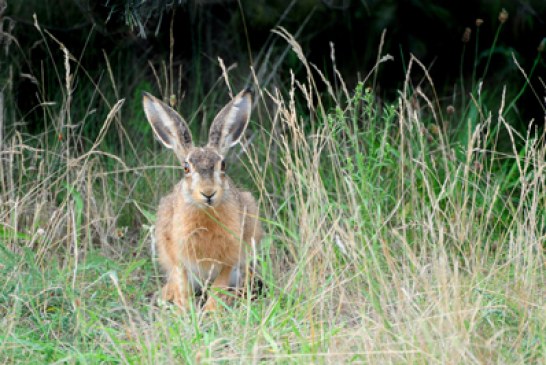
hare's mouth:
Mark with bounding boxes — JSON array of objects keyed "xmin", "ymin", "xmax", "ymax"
[{"xmin": 200, "ymin": 191, "xmax": 217, "ymax": 206}]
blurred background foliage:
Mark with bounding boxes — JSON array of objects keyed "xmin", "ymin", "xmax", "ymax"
[{"xmin": 1, "ymin": 0, "xmax": 545, "ymax": 139}]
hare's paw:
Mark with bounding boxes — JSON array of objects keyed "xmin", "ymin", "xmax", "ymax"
[
  {"xmin": 203, "ymin": 295, "xmax": 228, "ymax": 312},
  {"xmin": 203, "ymin": 292, "xmax": 237, "ymax": 312},
  {"xmin": 202, "ymin": 298, "xmax": 217, "ymax": 312},
  {"xmin": 162, "ymin": 282, "xmax": 189, "ymax": 311}
]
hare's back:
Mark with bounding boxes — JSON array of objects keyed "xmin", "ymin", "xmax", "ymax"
[
  {"xmin": 155, "ymin": 191, "xmax": 178, "ymax": 263},
  {"xmin": 156, "ymin": 192, "xmax": 176, "ymax": 232},
  {"xmin": 239, "ymin": 191, "xmax": 263, "ymax": 246}
]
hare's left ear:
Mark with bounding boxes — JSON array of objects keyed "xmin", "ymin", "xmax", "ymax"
[
  {"xmin": 142, "ymin": 92, "xmax": 193, "ymax": 163},
  {"xmin": 207, "ymin": 89, "xmax": 251, "ymax": 155}
]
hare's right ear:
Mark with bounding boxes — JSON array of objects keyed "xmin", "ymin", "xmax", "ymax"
[
  {"xmin": 207, "ymin": 89, "xmax": 252, "ymax": 155},
  {"xmin": 142, "ymin": 92, "xmax": 193, "ymax": 160}
]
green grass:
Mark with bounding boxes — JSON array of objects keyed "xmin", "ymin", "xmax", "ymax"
[{"xmin": 1, "ymin": 25, "xmax": 545, "ymax": 364}]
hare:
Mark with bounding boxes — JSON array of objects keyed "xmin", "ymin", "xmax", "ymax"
[{"xmin": 142, "ymin": 89, "xmax": 263, "ymax": 312}]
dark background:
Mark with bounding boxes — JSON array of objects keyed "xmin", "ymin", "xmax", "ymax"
[{"xmin": 2, "ymin": 0, "xmax": 545, "ymax": 133}]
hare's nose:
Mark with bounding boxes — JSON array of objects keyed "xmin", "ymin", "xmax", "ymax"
[{"xmin": 200, "ymin": 191, "xmax": 216, "ymax": 204}]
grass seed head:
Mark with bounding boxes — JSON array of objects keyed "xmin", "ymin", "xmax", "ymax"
[
  {"xmin": 498, "ymin": 8, "xmax": 509, "ymax": 24},
  {"xmin": 462, "ymin": 27, "xmax": 471, "ymax": 43},
  {"xmin": 538, "ymin": 38, "xmax": 545, "ymax": 52}
]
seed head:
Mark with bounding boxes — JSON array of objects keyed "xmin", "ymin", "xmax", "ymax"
[
  {"xmin": 538, "ymin": 38, "xmax": 546, "ymax": 53},
  {"xmin": 446, "ymin": 105, "xmax": 455, "ymax": 115},
  {"xmin": 498, "ymin": 8, "xmax": 508, "ymax": 24},
  {"xmin": 462, "ymin": 27, "xmax": 472, "ymax": 43},
  {"xmin": 475, "ymin": 19, "xmax": 484, "ymax": 27}
]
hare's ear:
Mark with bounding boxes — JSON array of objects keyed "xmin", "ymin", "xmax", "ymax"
[
  {"xmin": 207, "ymin": 89, "xmax": 251, "ymax": 155},
  {"xmin": 142, "ymin": 92, "xmax": 193, "ymax": 160}
]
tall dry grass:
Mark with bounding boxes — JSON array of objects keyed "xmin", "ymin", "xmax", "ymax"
[{"xmin": 1, "ymin": 24, "xmax": 545, "ymax": 364}]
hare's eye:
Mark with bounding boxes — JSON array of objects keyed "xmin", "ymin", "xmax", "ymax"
[
  {"xmin": 183, "ymin": 162, "xmax": 191, "ymax": 174},
  {"xmin": 220, "ymin": 160, "xmax": 226, "ymax": 172}
]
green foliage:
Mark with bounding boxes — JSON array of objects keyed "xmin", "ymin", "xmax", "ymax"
[
  {"xmin": 2, "ymin": 76, "xmax": 545, "ymax": 361},
  {"xmin": 1, "ymin": 2, "xmax": 545, "ymax": 363}
]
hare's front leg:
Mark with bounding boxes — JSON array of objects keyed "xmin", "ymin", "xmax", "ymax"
[
  {"xmin": 203, "ymin": 265, "xmax": 233, "ymax": 312},
  {"xmin": 158, "ymin": 248, "xmax": 190, "ymax": 310},
  {"xmin": 156, "ymin": 203, "xmax": 190, "ymax": 310},
  {"xmin": 162, "ymin": 266, "xmax": 190, "ymax": 310}
]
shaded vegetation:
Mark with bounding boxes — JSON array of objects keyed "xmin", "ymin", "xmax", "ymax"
[
  {"xmin": 0, "ymin": 0, "xmax": 545, "ymax": 363},
  {"xmin": 3, "ymin": 0, "xmax": 546, "ymax": 136}
]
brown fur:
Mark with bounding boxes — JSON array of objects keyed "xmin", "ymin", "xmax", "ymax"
[
  {"xmin": 143, "ymin": 89, "xmax": 262, "ymax": 312},
  {"xmin": 156, "ymin": 180, "xmax": 262, "ymax": 311}
]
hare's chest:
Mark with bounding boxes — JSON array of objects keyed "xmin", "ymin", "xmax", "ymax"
[{"xmin": 175, "ymin": 212, "xmax": 242, "ymax": 264}]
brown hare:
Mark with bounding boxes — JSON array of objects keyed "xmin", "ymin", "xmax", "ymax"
[{"xmin": 142, "ymin": 89, "xmax": 263, "ymax": 312}]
